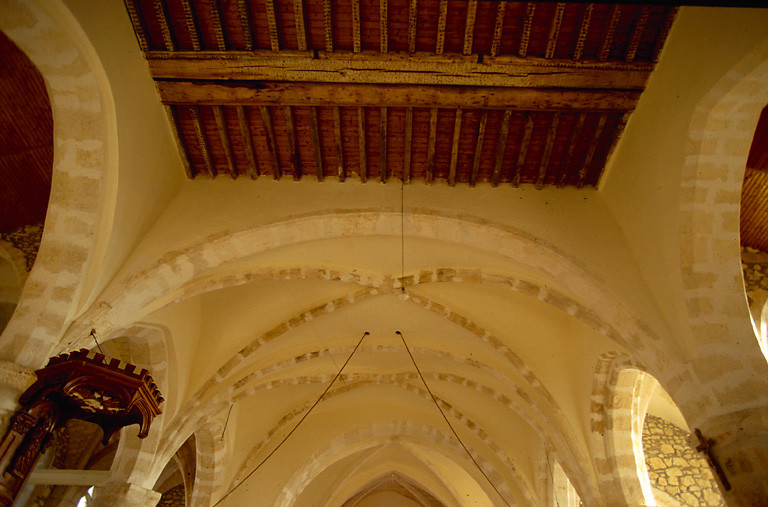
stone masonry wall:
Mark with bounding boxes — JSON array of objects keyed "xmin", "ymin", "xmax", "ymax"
[
  {"xmin": 642, "ymin": 415, "xmax": 724, "ymax": 506},
  {"xmin": 157, "ymin": 484, "xmax": 185, "ymax": 507}
]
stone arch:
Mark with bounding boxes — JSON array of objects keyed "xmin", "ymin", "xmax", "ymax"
[
  {"xmin": 333, "ymin": 471, "xmax": 448, "ymax": 507},
  {"xmin": 272, "ymin": 422, "xmax": 514, "ymax": 506},
  {"xmin": 590, "ymin": 353, "xmax": 652, "ymax": 505},
  {"xmin": 67, "ymin": 211, "xmax": 673, "ymax": 374},
  {"xmin": 679, "ymin": 38, "xmax": 768, "ymax": 417},
  {"xmin": 103, "ymin": 324, "xmax": 171, "ymax": 488},
  {"xmin": 0, "ymin": 0, "xmax": 117, "ymax": 368},
  {"xmin": 189, "ymin": 419, "xmax": 226, "ymax": 507},
  {"xmin": 150, "ymin": 291, "xmax": 596, "ymax": 501}
]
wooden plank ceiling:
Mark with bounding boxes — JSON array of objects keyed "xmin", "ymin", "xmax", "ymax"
[
  {"xmin": 126, "ymin": 0, "xmax": 677, "ymax": 188},
  {"xmin": 742, "ymin": 105, "xmax": 768, "ymax": 253},
  {"xmin": 0, "ymin": 30, "xmax": 52, "ymax": 233}
]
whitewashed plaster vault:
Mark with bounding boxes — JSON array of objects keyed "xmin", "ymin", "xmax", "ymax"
[{"xmin": 0, "ymin": 1, "xmax": 766, "ymax": 506}]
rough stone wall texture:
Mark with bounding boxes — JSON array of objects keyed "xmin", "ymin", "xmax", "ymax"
[
  {"xmin": 742, "ymin": 247, "xmax": 768, "ymax": 306},
  {"xmin": 642, "ymin": 415, "xmax": 724, "ymax": 506},
  {"xmin": 157, "ymin": 484, "xmax": 185, "ymax": 507},
  {"xmin": 0, "ymin": 222, "xmax": 44, "ymax": 272}
]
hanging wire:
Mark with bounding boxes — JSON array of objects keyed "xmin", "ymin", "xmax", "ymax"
[
  {"xmin": 401, "ymin": 177, "xmax": 405, "ymax": 284},
  {"xmin": 212, "ymin": 331, "xmax": 370, "ymax": 506},
  {"xmin": 89, "ymin": 329, "xmax": 104, "ymax": 355},
  {"xmin": 396, "ymin": 331, "xmax": 512, "ymax": 506}
]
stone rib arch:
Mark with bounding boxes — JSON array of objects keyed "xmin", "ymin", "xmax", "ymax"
[
  {"xmin": 102, "ymin": 324, "xmax": 171, "ymax": 487},
  {"xmin": 332, "ymin": 469, "xmax": 449, "ymax": 507},
  {"xmin": 224, "ymin": 375, "xmax": 574, "ymax": 505},
  {"xmin": 0, "ymin": 0, "xmax": 116, "ymax": 367},
  {"xmin": 271, "ymin": 421, "xmax": 519, "ymax": 507},
  {"xmin": 590, "ymin": 352, "xmax": 654, "ymax": 506},
  {"xmin": 189, "ymin": 419, "xmax": 226, "ymax": 507},
  {"xmin": 158, "ymin": 343, "xmax": 590, "ymax": 503},
  {"xmin": 64, "ymin": 212, "xmax": 672, "ymax": 370},
  {"xmin": 142, "ymin": 265, "xmax": 654, "ymax": 461},
  {"xmin": 679, "ymin": 38, "xmax": 768, "ymax": 416},
  {"xmin": 155, "ymin": 290, "xmax": 579, "ymax": 474}
]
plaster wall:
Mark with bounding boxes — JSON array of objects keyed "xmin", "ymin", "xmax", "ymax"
[
  {"xmin": 61, "ymin": 0, "xmax": 183, "ymax": 310},
  {"xmin": 601, "ymin": 7, "xmax": 768, "ymax": 353}
]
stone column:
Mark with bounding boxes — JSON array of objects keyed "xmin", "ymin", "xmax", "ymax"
[
  {"xmin": 0, "ymin": 361, "xmax": 35, "ymax": 434},
  {"xmin": 698, "ymin": 406, "xmax": 768, "ymax": 507},
  {"xmin": 89, "ymin": 483, "xmax": 161, "ymax": 507}
]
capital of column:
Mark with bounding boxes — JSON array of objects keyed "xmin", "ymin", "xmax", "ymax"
[
  {"xmin": 89, "ymin": 482, "xmax": 162, "ymax": 507},
  {"xmin": 697, "ymin": 405, "xmax": 768, "ymax": 507}
]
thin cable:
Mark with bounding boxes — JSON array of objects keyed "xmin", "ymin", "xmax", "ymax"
[
  {"xmin": 89, "ymin": 329, "xmax": 104, "ymax": 355},
  {"xmin": 212, "ymin": 331, "xmax": 370, "ymax": 506},
  {"xmin": 400, "ymin": 178, "xmax": 405, "ymax": 285},
  {"xmin": 396, "ymin": 331, "xmax": 512, "ymax": 507}
]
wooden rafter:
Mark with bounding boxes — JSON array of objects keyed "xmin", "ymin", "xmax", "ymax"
[
  {"xmin": 352, "ymin": 0, "xmax": 362, "ymax": 53},
  {"xmin": 236, "ymin": 105, "xmax": 258, "ymax": 178},
  {"xmin": 404, "ymin": 107, "xmax": 413, "ymax": 182},
  {"xmin": 237, "ymin": 0, "xmax": 254, "ymax": 51},
  {"xmin": 210, "ymin": 0, "xmax": 227, "ymax": 51},
  {"xmin": 293, "ymin": 0, "xmax": 308, "ymax": 51},
  {"xmin": 190, "ymin": 105, "xmax": 215, "ymax": 176},
  {"xmin": 448, "ymin": 109, "xmax": 463, "ymax": 186},
  {"xmin": 519, "ymin": 3, "xmax": 536, "ymax": 58},
  {"xmin": 323, "ymin": 0, "xmax": 333, "ymax": 52},
  {"xmin": 157, "ymin": 81, "xmax": 642, "ymax": 111},
  {"xmin": 380, "ymin": 107, "xmax": 388, "ymax": 182},
  {"xmin": 573, "ymin": 3, "xmax": 594, "ymax": 60},
  {"xmin": 536, "ymin": 113, "xmax": 560, "ymax": 188},
  {"xmin": 259, "ymin": 106, "xmax": 280, "ymax": 178},
  {"xmin": 470, "ymin": 110, "xmax": 488, "ymax": 186},
  {"xmin": 213, "ymin": 106, "xmax": 236, "ymax": 178},
  {"xmin": 490, "ymin": 2, "xmax": 506, "ymax": 58},
  {"xmin": 153, "ymin": 0, "xmax": 175, "ymax": 51},
  {"xmin": 357, "ymin": 107, "xmax": 367, "ymax": 181},
  {"xmin": 463, "ymin": 1, "xmax": 477, "ymax": 56},
  {"xmin": 147, "ymin": 51, "xmax": 653, "ymax": 90},
  {"xmin": 310, "ymin": 106, "xmax": 323, "ymax": 181},
  {"xmin": 180, "ymin": 0, "xmax": 201, "ymax": 51},
  {"xmin": 626, "ymin": 6, "xmax": 650, "ymax": 63},
  {"xmin": 436, "ymin": 0, "xmax": 448, "ymax": 55},
  {"xmin": 333, "ymin": 107, "xmax": 345, "ymax": 180},
  {"xmin": 124, "ymin": 0, "xmax": 149, "ymax": 52},
  {"xmin": 380, "ymin": 0, "xmax": 388, "ymax": 53},
  {"xmin": 284, "ymin": 106, "xmax": 301, "ymax": 180},
  {"xmin": 265, "ymin": 0, "xmax": 280, "ymax": 51},
  {"xmin": 513, "ymin": 113, "xmax": 535, "ymax": 187},
  {"xmin": 654, "ymin": 7, "xmax": 677, "ymax": 63},
  {"xmin": 578, "ymin": 113, "xmax": 607, "ymax": 187},
  {"xmin": 599, "ymin": 5, "xmax": 622, "ymax": 62},
  {"xmin": 559, "ymin": 112, "xmax": 585, "ymax": 186},
  {"xmin": 407, "ymin": 0, "xmax": 418, "ymax": 54},
  {"xmin": 492, "ymin": 110, "xmax": 512, "ymax": 187},
  {"xmin": 427, "ymin": 108, "xmax": 438, "ymax": 183},
  {"xmin": 545, "ymin": 3, "xmax": 565, "ymax": 60}
]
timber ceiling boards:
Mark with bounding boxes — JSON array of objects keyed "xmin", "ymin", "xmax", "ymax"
[
  {"xmin": 742, "ymin": 106, "xmax": 768, "ymax": 253},
  {"xmin": 126, "ymin": 0, "xmax": 676, "ymax": 187},
  {"xmin": 0, "ymin": 31, "xmax": 52, "ymax": 233}
]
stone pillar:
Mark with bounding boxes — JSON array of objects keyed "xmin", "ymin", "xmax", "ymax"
[
  {"xmin": 0, "ymin": 361, "xmax": 35, "ymax": 434},
  {"xmin": 89, "ymin": 483, "xmax": 161, "ymax": 507},
  {"xmin": 698, "ymin": 406, "xmax": 768, "ymax": 507}
]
